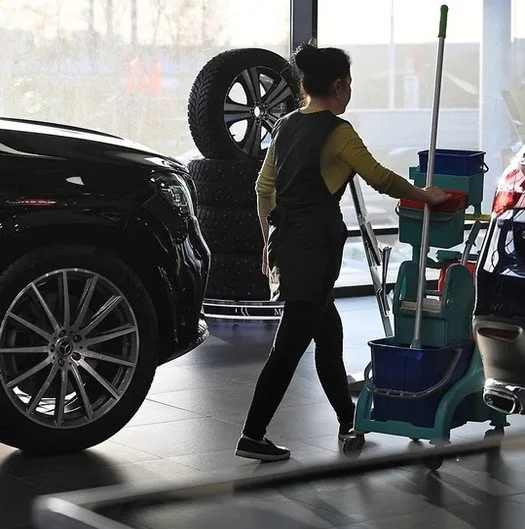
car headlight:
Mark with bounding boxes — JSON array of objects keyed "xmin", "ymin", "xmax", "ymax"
[{"xmin": 158, "ymin": 174, "xmax": 194, "ymax": 216}]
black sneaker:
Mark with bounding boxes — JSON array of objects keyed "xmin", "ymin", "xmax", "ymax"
[
  {"xmin": 235, "ymin": 436, "xmax": 290, "ymax": 461},
  {"xmin": 338, "ymin": 422, "xmax": 355, "ymax": 441}
]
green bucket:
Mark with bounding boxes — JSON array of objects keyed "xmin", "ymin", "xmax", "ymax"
[{"xmin": 397, "ymin": 206, "xmax": 465, "ymax": 249}]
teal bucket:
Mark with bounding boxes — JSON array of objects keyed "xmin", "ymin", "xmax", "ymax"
[{"xmin": 398, "ymin": 206, "xmax": 465, "ymax": 249}]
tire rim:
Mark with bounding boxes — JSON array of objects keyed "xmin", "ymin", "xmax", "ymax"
[
  {"xmin": 223, "ymin": 66, "xmax": 296, "ymax": 157},
  {"xmin": 0, "ymin": 269, "xmax": 139, "ymax": 430}
]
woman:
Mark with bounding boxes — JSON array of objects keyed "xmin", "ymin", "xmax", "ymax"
[{"xmin": 235, "ymin": 43, "xmax": 449, "ymax": 462}]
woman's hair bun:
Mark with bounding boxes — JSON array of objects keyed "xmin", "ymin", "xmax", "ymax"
[
  {"xmin": 291, "ymin": 43, "xmax": 351, "ymax": 97},
  {"xmin": 294, "ymin": 43, "xmax": 324, "ymax": 75}
]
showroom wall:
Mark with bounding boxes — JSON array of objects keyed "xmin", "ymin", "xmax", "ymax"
[{"xmin": 0, "ymin": 0, "xmax": 523, "ymax": 288}]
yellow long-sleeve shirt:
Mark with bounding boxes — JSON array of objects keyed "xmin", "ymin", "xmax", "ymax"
[{"xmin": 255, "ymin": 109, "xmax": 415, "ymax": 217}]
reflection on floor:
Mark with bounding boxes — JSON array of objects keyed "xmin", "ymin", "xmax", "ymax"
[{"xmin": 2, "ymin": 297, "xmax": 525, "ymax": 529}]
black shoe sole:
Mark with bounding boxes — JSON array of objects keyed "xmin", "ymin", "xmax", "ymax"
[{"xmin": 235, "ymin": 448, "xmax": 291, "ymax": 462}]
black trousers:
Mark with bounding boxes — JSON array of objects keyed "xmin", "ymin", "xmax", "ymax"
[{"xmin": 242, "ymin": 299, "xmax": 355, "ymax": 441}]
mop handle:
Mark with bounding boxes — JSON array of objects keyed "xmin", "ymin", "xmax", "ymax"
[{"xmin": 411, "ymin": 5, "xmax": 448, "ymax": 349}]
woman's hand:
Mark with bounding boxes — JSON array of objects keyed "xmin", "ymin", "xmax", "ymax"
[
  {"xmin": 423, "ymin": 186, "xmax": 449, "ymax": 206},
  {"xmin": 262, "ymin": 244, "xmax": 269, "ymax": 277}
]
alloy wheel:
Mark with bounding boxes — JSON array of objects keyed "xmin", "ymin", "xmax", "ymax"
[
  {"xmin": 0, "ymin": 269, "xmax": 139, "ymax": 429},
  {"xmin": 223, "ymin": 66, "xmax": 295, "ymax": 158}
]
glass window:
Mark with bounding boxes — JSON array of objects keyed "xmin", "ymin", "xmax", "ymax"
[
  {"xmin": 319, "ymin": 0, "xmax": 483, "ymax": 226},
  {"xmin": 335, "ymin": 229, "xmax": 485, "ymax": 289},
  {"xmin": 319, "ymin": 1, "xmax": 517, "ymax": 287},
  {"xmin": 0, "ymin": 0, "xmax": 290, "ymax": 158}
]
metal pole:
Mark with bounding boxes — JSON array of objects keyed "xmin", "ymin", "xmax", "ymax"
[
  {"xmin": 479, "ymin": 0, "xmax": 511, "ymax": 212},
  {"xmin": 290, "ymin": 0, "xmax": 318, "ymax": 51},
  {"xmin": 411, "ymin": 5, "xmax": 448, "ymax": 349},
  {"xmin": 311, "ymin": 0, "xmax": 318, "ymax": 43}
]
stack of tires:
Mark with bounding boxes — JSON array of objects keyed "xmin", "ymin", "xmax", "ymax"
[{"xmin": 187, "ymin": 48, "xmax": 299, "ymax": 301}]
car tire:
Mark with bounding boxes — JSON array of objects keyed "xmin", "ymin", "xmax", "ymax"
[
  {"xmin": 196, "ymin": 206, "xmax": 263, "ymax": 254},
  {"xmin": 0, "ymin": 245, "xmax": 158, "ymax": 455},
  {"xmin": 188, "ymin": 48, "xmax": 299, "ymax": 160},
  {"xmin": 188, "ymin": 158, "xmax": 262, "ymax": 208},
  {"xmin": 206, "ymin": 254, "xmax": 270, "ymax": 301}
]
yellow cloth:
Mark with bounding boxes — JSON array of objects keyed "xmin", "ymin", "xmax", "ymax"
[{"xmin": 255, "ymin": 109, "xmax": 415, "ymax": 217}]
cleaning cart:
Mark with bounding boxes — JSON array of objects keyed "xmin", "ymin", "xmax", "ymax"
[
  {"xmin": 344, "ymin": 211, "xmax": 509, "ymax": 470},
  {"xmin": 343, "ymin": 5, "xmax": 508, "ymax": 471}
]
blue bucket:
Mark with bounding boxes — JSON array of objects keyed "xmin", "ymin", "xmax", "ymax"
[
  {"xmin": 368, "ymin": 338, "xmax": 475, "ymax": 428},
  {"xmin": 418, "ymin": 149, "xmax": 487, "ymax": 176}
]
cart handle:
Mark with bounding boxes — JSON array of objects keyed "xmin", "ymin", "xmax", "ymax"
[{"xmin": 363, "ymin": 346, "xmax": 463, "ymax": 399}]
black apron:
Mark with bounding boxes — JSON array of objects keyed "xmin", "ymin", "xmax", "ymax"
[{"xmin": 266, "ymin": 110, "xmax": 349, "ymax": 303}]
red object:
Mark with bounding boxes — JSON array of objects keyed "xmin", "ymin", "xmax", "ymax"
[
  {"xmin": 400, "ymin": 190, "xmax": 467, "ymax": 213},
  {"xmin": 438, "ymin": 260, "xmax": 476, "ymax": 291}
]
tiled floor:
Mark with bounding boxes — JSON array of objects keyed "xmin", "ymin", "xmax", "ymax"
[{"xmin": 2, "ymin": 297, "xmax": 525, "ymax": 529}]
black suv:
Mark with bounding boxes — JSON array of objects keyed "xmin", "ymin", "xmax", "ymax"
[
  {"xmin": 474, "ymin": 144, "xmax": 525, "ymax": 415},
  {"xmin": 0, "ymin": 118, "xmax": 210, "ymax": 454}
]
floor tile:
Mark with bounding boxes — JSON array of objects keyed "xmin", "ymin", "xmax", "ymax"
[
  {"xmin": 149, "ymin": 382, "xmax": 325, "ymax": 419},
  {"xmin": 25, "ymin": 458, "xmax": 206, "ymax": 494},
  {"xmin": 151, "ymin": 362, "xmax": 262, "ymax": 394},
  {"xmin": 105, "ymin": 488, "xmax": 364, "ymax": 529},
  {"xmin": 283, "ymin": 471, "xmax": 475, "ymax": 521},
  {"xmin": 302, "ymin": 431, "xmax": 420, "ymax": 455},
  {"xmin": 1, "ymin": 442, "xmax": 159, "ymax": 479},
  {"xmin": 428, "ymin": 450, "xmax": 525, "ymax": 498},
  {"xmin": 87, "ymin": 441, "xmax": 163, "ymax": 465},
  {"xmin": 211, "ymin": 411, "xmax": 246, "ymax": 428},
  {"xmin": 127, "ymin": 399, "xmax": 200, "ymax": 427},
  {"xmin": 336, "ymin": 504, "xmax": 477, "ymax": 529},
  {"xmin": 110, "ymin": 417, "xmax": 242, "ymax": 458},
  {"xmin": 170, "ymin": 439, "xmax": 342, "ymax": 475},
  {"xmin": 148, "ymin": 383, "xmax": 256, "ymax": 417},
  {"xmin": 446, "ymin": 496, "xmax": 525, "ymax": 529},
  {"xmin": 508, "ymin": 491, "xmax": 525, "ymax": 505},
  {"xmin": 266, "ymin": 403, "xmax": 342, "ymax": 440},
  {"xmin": 2, "ymin": 296, "xmax": 525, "ymax": 529},
  {"xmin": 0, "ymin": 474, "xmax": 45, "ymax": 528}
]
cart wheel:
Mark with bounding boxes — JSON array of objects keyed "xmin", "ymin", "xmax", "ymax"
[
  {"xmin": 424, "ymin": 455, "xmax": 444, "ymax": 471},
  {"xmin": 343, "ymin": 434, "xmax": 365, "ymax": 453}
]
